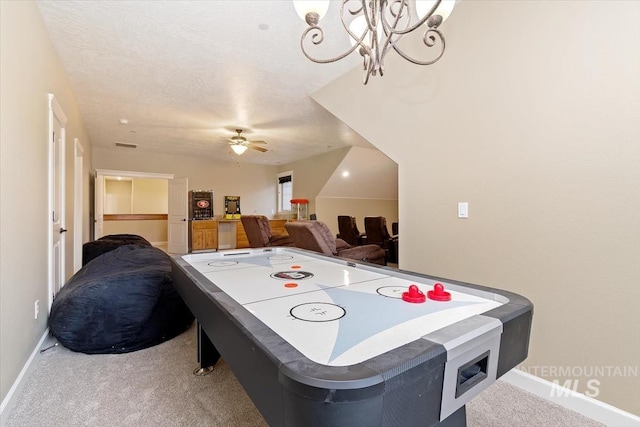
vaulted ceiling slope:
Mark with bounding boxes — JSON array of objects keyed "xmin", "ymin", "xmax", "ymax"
[
  {"xmin": 319, "ymin": 147, "xmax": 398, "ymax": 199},
  {"xmin": 35, "ymin": 0, "xmax": 375, "ymax": 165}
]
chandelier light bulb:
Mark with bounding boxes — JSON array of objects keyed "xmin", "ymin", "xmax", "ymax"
[
  {"xmin": 415, "ymin": 0, "xmax": 456, "ymax": 25},
  {"xmin": 293, "ymin": 0, "xmax": 330, "ymax": 25},
  {"xmin": 348, "ymin": 15, "xmax": 383, "ymax": 48}
]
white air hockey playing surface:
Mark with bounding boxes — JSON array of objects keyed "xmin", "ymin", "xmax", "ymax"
[{"xmin": 181, "ymin": 249, "xmax": 505, "ymax": 367}]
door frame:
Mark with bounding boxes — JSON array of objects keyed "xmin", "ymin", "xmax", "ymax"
[
  {"xmin": 168, "ymin": 177, "xmax": 189, "ymax": 254},
  {"xmin": 48, "ymin": 94, "xmax": 67, "ymax": 311}
]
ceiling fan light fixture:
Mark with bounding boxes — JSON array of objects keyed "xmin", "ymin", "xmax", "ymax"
[{"xmin": 231, "ymin": 144, "xmax": 248, "ymax": 155}]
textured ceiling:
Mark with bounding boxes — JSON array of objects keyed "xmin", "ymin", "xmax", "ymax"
[{"xmin": 36, "ymin": 0, "xmax": 375, "ymax": 165}]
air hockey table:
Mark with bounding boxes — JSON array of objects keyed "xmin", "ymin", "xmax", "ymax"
[{"xmin": 171, "ymin": 247, "xmax": 533, "ymax": 427}]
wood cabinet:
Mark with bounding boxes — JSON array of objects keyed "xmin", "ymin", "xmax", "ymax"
[
  {"xmin": 191, "ymin": 219, "xmax": 288, "ymax": 251},
  {"xmin": 235, "ymin": 219, "xmax": 288, "ymax": 249},
  {"xmin": 190, "ymin": 220, "xmax": 218, "ymax": 251}
]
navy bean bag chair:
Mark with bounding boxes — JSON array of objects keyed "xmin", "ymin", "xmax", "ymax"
[
  {"xmin": 50, "ymin": 245, "xmax": 194, "ymax": 354},
  {"xmin": 82, "ymin": 234, "xmax": 152, "ymax": 266}
]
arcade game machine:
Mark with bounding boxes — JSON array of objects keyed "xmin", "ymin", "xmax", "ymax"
[{"xmin": 225, "ymin": 196, "xmax": 241, "ymax": 219}]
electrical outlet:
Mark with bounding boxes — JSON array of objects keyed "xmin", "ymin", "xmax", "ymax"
[{"xmin": 34, "ymin": 300, "xmax": 39, "ymax": 320}]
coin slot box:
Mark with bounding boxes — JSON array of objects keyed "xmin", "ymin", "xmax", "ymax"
[{"xmin": 455, "ymin": 351, "xmax": 489, "ymax": 398}]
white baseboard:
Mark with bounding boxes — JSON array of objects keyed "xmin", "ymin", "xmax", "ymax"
[
  {"xmin": 0, "ymin": 328, "xmax": 50, "ymax": 423},
  {"xmin": 502, "ymin": 369, "xmax": 640, "ymax": 426}
]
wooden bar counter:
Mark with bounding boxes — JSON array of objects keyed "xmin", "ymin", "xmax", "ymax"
[{"xmin": 190, "ymin": 218, "xmax": 288, "ymax": 251}]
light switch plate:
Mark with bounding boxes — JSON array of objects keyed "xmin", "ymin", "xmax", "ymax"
[{"xmin": 458, "ymin": 202, "xmax": 469, "ymax": 219}]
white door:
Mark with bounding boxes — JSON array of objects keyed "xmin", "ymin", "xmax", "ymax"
[
  {"xmin": 48, "ymin": 94, "xmax": 67, "ymax": 310},
  {"xmin": 168, "ymin": 177, "xmax": 188, "ymax": 254},
  {"xmin": 94, "ymin": 174, "xmax": 104, "ymax": 239}
]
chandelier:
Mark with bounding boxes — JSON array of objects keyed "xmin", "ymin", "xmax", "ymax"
[{"xmin": 293, "ymin": 0, "xmax": 455, "ymax": 84}]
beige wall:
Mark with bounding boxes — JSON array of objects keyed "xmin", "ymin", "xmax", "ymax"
[
  {"xmin": 0, "ymin": 1, "xmax": 92, "ymax": 406},
  {"xmin": 316, "ymin": 197, "xmax": 398, "ymax": 238},
  {"xmin": 93, "ymin": 147, "xmax": 278, "ymax": 218},
  {"xmin": 104, "ymin": 180, "xmax": 132, "ymax": 214},
  {"xmin": 313, "ymin": 0, "xmax": 640, "ymax": 415},
  {"xmin": 103, "ymin": 178, "xmax": 168, "ymax": 215},
  {"xmin": 103, "ymin": 220, "xmax": 167, "ymax": 243},
  {"xmin": 133, "ymin": 179, "xmax": 167, "ymax": 214}
]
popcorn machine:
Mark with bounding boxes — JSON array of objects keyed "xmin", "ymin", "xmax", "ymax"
[{"xmin": 290, "ymin": 198, "xmax": 309, "ymax": 221}]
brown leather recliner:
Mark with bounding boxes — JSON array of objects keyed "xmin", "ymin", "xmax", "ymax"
[
  {"xmin": 337, "ymin": 215, "xmax": 366, "ymax": 246},
  {"xmin": 240, "ymin": 215, "xmax": 294, "ymax": 248},
  {"xmin": 285, "ymin": 220, "xmax": 386, "ymax": 265},
  {"xmin": 364, "ymin": 216, "xmax": 398, "ymax": 264}
]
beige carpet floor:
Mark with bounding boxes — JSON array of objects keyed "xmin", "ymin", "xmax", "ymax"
[{"xmin": 4, "ymin": 324, "xmax": 604, "ymax": 427}]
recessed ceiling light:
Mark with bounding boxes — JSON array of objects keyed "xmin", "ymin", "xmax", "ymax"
[
  {"xmin": 119, "ymin": 118, "xmax": 129, "ymax": 125},
  {"xmin": 342, "ymin": 171, "xmax": 350, "ymax": 177}
]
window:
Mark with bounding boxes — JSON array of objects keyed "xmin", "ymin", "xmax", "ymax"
[{"xmin": 277, "ymin": 171, "xmax": 293, "ymax": 213}]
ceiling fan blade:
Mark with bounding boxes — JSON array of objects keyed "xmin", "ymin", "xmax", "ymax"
[
  {"xmin": 250, "ymin": 145, "xmax": 268, "ymax": 152},
  {"xmin": 248, "ymin": 140, "xmax": 266, "ymax": 144}
]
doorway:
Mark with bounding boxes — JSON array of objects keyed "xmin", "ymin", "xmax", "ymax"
[{"xmin": 93, "ymin": 169, "xmax": 186, "ymax": 253}]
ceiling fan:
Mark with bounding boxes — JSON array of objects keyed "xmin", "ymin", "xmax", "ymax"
[{"xmin": 228, "ymin": 129, "xmax": 267, "ymax": 155}]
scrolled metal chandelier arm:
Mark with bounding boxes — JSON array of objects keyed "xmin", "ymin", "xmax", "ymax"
[
  {"xmin": 296, "ymin": 0, "xmax": 453, "ymax": 84},
  {"xmin": 300, "ymin": 0, "xmax": 364, "ymax": 65},
  {"xmin": 300, "ymin": 25, "xmax": 362, "ymax": 64},
  {"xmin": 378, "ymin": 0, "xmax": 410, "ymax": 62},
  {"xmin": 390, "ymin": 27, "xmax": 446, "ymax": 66},
  {"xmin": 344, "ymin": 0, "xmax": 375, "ymax": 63}
]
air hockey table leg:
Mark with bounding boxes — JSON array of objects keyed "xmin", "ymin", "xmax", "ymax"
[
  {"xmin": 194, "ymin": 322, "xmax": 220, "ymax": 376},
  {"xmin": 439, "ymin": 406, "xmax": 466, "ymax": 426}
]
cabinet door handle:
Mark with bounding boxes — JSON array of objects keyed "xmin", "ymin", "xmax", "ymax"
[{"xmin": 60, "ymin": 228, "xmax": 67, "ymax": 234}]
